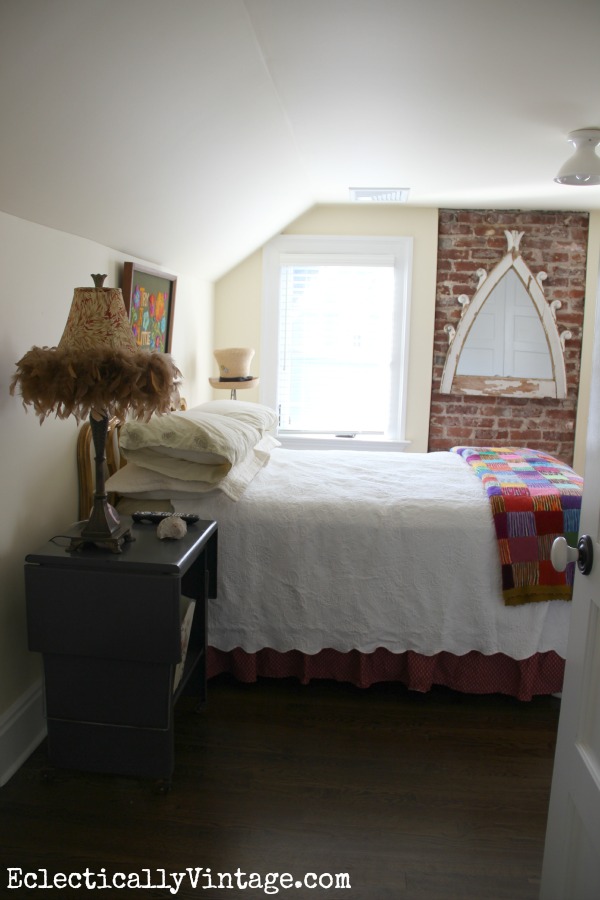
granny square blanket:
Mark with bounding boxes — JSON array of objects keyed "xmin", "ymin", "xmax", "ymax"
[{"xmin": 452, "ymin": 447, "xmax": 583, "ymax": 606}]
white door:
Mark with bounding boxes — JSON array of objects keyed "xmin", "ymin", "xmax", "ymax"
[{"xmin": 540, "ymin": 270, "xmax": 600, "ymax": 899}]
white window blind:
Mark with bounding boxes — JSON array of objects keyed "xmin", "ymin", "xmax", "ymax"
[
  {"xmin": 262, "ymin": 236, "xmax": 412, "ymax": 444},
  {"xmin": 278, "ymin": 262, "xmax": 395, "ymax": 434}
]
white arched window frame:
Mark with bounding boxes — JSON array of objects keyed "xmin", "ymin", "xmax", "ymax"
[{"xmin": 440, "ymin": 231, "xmax": 572, "ymax": 399}]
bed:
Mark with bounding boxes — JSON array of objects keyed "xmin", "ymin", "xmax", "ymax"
[{"xmin": 77, "ymin": 400, "xmax": 582, "ymax": 701}]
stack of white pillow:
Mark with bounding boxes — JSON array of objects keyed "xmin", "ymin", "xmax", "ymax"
[{"xmin": 105, "ymin": 400, "xmax": 279, "ymax": 501}]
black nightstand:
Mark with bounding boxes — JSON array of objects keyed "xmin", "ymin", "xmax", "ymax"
[{"xmin": 25, "ymin": 517, "xmax": 217, "ymax": 788}]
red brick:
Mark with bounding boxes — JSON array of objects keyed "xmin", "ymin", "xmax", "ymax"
[{"xmin": 428, "ymin": 209, "xmax": 587, "ymax": 457}]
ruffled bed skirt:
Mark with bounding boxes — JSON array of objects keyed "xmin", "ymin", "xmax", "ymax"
[{"xmin": 207, "ymin": 647, "xmax": 564, "ymax": 702}]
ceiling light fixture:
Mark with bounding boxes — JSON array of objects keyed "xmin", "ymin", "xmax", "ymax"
[
  {"xmin": 349, "ymin": 187, "xmax": 409, "ymax": 203},
  {"xmin": 554, "ymin": 128, "xmax": 600, "ymax": 186}
]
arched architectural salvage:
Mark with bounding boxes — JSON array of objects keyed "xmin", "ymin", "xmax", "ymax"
[{"xmin": 440, "ymin": 231, "xmax": 571, "ymax": 398}]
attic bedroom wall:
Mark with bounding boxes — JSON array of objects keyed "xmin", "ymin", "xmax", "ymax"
[
  {"xmin": 429, "ymin": 210, "xmax": 589, "ymax": 468},
  {"xmin": 214, "ymin": 204, "xmax": 600, "ymax": 465},
  {"xmin": 0, "ymin": 210, "xmax": 213, "ymax": 784},
  {"xmin": 214, "ymin": 205, "xmax": 440, "ymax": 451}
]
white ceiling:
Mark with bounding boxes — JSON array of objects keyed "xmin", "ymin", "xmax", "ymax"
[{"xmin": 1, "ymin": 0, "xmax": 599, "ymax": 281}]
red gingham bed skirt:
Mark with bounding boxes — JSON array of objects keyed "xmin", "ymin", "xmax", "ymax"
[{"xmin": 207, "ymin": 647, "xmax": 564, "ymax": 702}]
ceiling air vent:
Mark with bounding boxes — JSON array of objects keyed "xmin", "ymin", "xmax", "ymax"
[{"xmin": 349, "ymin": 187, "xmax": 409, "ymax": 203}]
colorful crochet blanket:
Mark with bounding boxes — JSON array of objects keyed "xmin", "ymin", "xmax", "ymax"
[{"xmin": 452, "ymin": 447, "xmax": 583, "ymax": 606}]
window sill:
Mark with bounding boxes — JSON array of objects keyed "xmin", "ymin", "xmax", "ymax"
[{"xmin": 276, "ymin": 434, "xmax": 411, "ymax": 452}]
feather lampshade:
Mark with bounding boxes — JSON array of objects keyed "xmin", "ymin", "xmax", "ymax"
[{"xmin": 10, "ymin": 276, "xmax": 181, "ymax": 551}]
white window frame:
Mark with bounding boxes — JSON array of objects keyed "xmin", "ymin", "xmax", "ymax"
[{"xmin": 261, "ymin": 235, "xmax": 413, "ymax": 451}]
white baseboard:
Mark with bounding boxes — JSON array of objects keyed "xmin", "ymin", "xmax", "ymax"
[{"xmin": 0, "ymin": 680, "xmax": 46, "ymax": 787}]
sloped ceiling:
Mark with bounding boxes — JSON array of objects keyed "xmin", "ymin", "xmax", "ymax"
[{"xmin": 1, "ymin": 0, "xmax": 599, "ymax": 281}]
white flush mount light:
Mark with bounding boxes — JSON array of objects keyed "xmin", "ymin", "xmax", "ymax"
[
  {"xmin": 554, "ymin": 128, "xmax": 600, "ymax": 186},
  {"xmin": 349, "ymin": 187, "xmax": 410, "ymax": 202}
]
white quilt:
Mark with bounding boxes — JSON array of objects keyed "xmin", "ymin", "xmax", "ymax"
[{"xmin": 172, "ymin": 448, "xmax": 570, "ymax": 660}]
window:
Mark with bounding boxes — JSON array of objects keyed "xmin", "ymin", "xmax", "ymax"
[{"xmin": 261, "ymin": 235, "xmax": 412, "ymax": 448}]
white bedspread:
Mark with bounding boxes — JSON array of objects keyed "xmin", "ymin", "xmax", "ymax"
[{"xmin": 172, "ymin": 448, "xmax": 570, "ymax": 660}]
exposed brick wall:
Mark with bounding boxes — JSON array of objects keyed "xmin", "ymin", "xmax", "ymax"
[{"xmin": 428, "ymin": 210, "xmax": 588, "ymax": 466}]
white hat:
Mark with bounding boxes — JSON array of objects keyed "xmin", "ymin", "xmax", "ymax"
[{"xmin": 209, "ymin": 347, "xmax": 259, "ymax": 389}]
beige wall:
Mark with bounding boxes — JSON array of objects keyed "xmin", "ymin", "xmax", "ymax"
[
  {"xmin": 0, "ymin": 211, "xmax": 213, "ymax": 773},
  {"xmin": 215, "ymin": 204, "xmax": 599, "ymax": 468},
  {"xmin": 214, "ymin": 205, "xmax": 440, "ymax": 452}
]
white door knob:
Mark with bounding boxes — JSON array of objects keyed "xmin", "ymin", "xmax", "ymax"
[
  {"xmin": 551, "ymin": 535, "xmax": 594, "ymax": 576},
  {"xmin": 551, "ymin": 537, "xmax": 579, "ymax": 572}
]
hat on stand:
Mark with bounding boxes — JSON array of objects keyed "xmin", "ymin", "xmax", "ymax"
[{"xmin": 209, "ymin": 347, "xmax": 259, "ymax": 390}]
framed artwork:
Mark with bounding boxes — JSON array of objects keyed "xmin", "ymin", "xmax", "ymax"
[{"xmin": 122, "ymin": 262, "xmax": 177, "ymax": 353}]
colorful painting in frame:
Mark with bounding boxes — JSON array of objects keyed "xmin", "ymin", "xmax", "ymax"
[{"xmin": 122, "ymin": 262, "xmax": 177, "ymax": 353}]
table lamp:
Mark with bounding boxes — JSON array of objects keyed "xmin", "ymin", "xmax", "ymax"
[{"xmin": 10, "ymin": 275, "xmax": 181, "ymax": 551}]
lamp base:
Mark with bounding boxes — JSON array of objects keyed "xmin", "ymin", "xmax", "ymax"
[
  {"xmin": 68, "ymin": 523, "xmax": 133, "ymax": 554},
  {"xmin": 69, "ymin": 498, "xmax": 134, "ymax": 553},
  {"xmin": 68, "ymin": 411, "xmax": 136, "ymax": 553}
]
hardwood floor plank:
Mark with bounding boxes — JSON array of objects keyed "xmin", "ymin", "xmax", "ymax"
[{"xmin": 0, "ymin": 676, "xmax": 559, "ymax": 899}]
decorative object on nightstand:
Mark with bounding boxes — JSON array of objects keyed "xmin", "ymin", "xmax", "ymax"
[
  {"xmin": 10, "ymin": 274, "xmax": 181, "ymax": 552},
  {"xmin": 157, "ymin": 515, "xmax": 188, "ymax": 540},
  {"xmin": 209, "ymin": 347, "xmax": 259, "ymax": 399}
]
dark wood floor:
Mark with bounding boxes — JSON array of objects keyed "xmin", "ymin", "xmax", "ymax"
[{"xmin": 0, "ymin": 676, "xmax": 559, "ymax": 899}]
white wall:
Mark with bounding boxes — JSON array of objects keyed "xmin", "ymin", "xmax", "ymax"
[
  {"xmin": 573, "ymin": 210, "xmax": 600, "ymax": 475},
  {"xmin": 214, "ymin": 204, "xmax": 440, "ymax": 452},
  {"xmin": 0, "ymin": 211, "xmax": 213, "ymax": 783}
]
